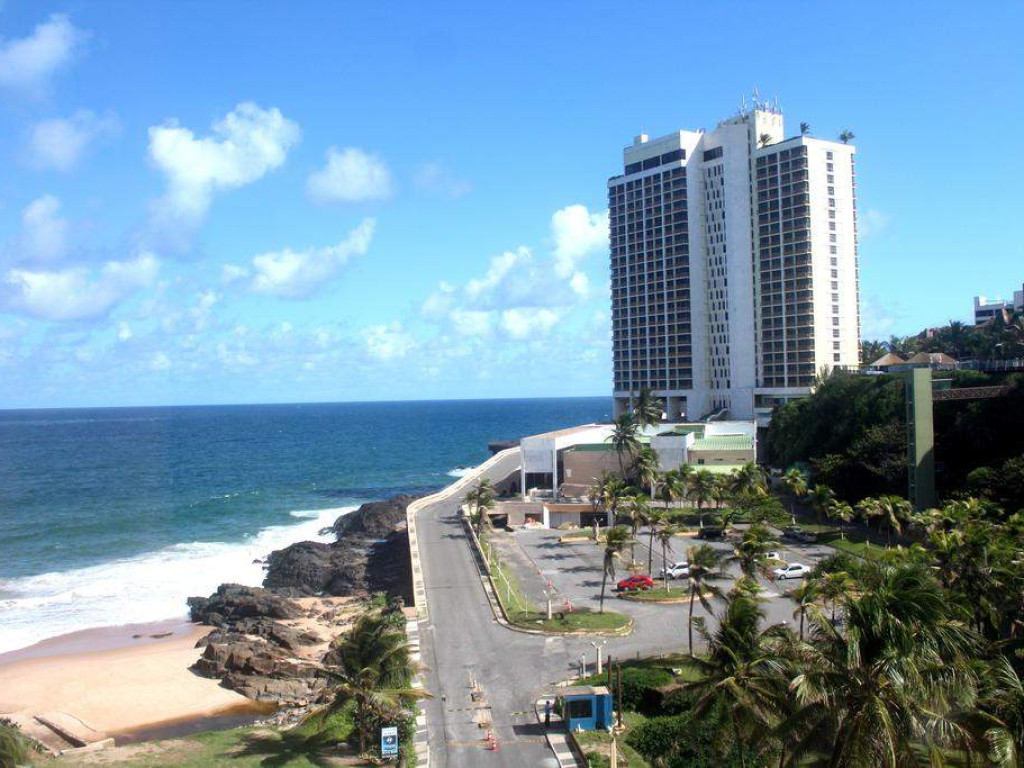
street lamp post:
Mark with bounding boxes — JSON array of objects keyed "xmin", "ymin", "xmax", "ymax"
[{"xmin": 589, "ymin": 640, "xmax": 607, "ymax": 676}]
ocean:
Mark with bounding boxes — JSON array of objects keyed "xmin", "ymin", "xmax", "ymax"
[{"xmin": 0, "ymin": 397, "xmax": 610, "ymax": 653}]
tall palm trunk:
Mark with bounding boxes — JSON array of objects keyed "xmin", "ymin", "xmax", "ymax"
[
  {"xmin": 599, "ymin": 571, "xmax": 608, "ymax": 613},
  {"xmin": 662, "ymin": 540, "xmax": 670, "ymax": 590},
  {"xmin": 688, "ymin": 585, "xmax": 696, "ymax": 655},
  {"xmin": 648, "ymin": 528, "xmax": 656, "ymax": 573}
]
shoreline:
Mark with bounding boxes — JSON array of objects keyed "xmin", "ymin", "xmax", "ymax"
[{"xmin": 0, "ymin": 618, "xmax": 258, "ymax": 743}]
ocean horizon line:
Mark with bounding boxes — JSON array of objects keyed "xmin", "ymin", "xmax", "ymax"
[{"xmin": 0, "ymin": 393, "xmax": 611, "ymax": 414}]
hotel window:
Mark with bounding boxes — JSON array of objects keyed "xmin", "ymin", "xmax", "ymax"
[
  {"xmin": 829, "ymin": 222, "xmax": 836, "ymax": 230},
  {"xmin": 833, "ymin": 329, "xmax": 840, "ymax": 338},
  {"xmin": 827, "ymin": 163, "xmax": 834, "ymax": 172},
  {"xmin": 834, "ymin": 341, "xmax": 841, "ymax": 350},
  {"xmin": 828, "ymin": 186, "xmax": 835, "ymax": 195},
  {"xmin": 830, "ymin": 234, "xmax": 837, "ymax": 242},
  {"xmin": 828, "ymin": 198, "xmax": 836, "ymax": 207},
  {"xmin": 834, "ymin": 353, "xmax": 841, "ymax": 362},
  {"xmin": 831, "ymin": 281, "xmax": 838, "ymax": 289},
  {"xmin": 830, "ymin": 246, "xmax": 838, "ymax": 254},
  {"xmin": 828, "ymin": 174, "xmax": 834, "ymax": 183},
  {"xmin": 829, "ymin": 210, "xmax": 836, "ymax": 219},
  {"xmin": 831, "ymin": 270, "xmax": 838, "ymax": 278},
  {"xmin": 826, "ymin": 151, "xmax": 834, "ymax": 160},
  {"xmin": 832, "ymin": 317, "xmax": 840, "ymax": 325}
]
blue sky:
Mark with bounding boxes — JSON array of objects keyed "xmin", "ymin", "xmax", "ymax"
[{"xmin": 0, "ymin": 1, "xmax": 1021, "ymax": 408}]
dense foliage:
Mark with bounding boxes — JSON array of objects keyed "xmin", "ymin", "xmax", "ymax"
[
  {"xmin": 767, "ymin": 369, "xmax": 1024, "ymax": 505},
  {"xmin": 861, "ymin": 312, "xmax": 1024, "ymax": 363}
]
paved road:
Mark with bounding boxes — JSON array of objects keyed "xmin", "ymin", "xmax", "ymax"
[{"xmin": 415, "ymin": 454, "xmax": 838, "ymax": 767}]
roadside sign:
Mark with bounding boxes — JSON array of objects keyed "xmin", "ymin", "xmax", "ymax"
[{"xmin": 381, "ymin": 725, "xmax": 399, "ymax": 758}]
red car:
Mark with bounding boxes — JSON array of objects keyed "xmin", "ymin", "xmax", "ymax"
[{"xmin": 616, "ymin": 574, "xmax": 654, "ymax": 592}]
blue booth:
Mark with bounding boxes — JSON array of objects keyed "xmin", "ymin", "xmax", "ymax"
[{"xmin": 560, "ymin": 685, "xmax": 613, "ymax": 732}]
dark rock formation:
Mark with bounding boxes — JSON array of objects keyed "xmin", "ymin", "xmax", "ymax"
[
  {"xmin": 330, "ymin": 494, "xmax": 415, "ymax": 540},
  {"xmin": 262, "ymin": 496, "xmax": 415, "ymax": 601},
  {"xmin": 187, "ymin": 495, "xmax": 416, "ymax": 708}
]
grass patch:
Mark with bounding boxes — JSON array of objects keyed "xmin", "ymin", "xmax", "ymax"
[
  {"xmin": 512, "ymin": 608, "xmax": 632, "ymax": 633},
  {"xmin": 53, "ymin": 726, "xmax": 345, "ymax": 767},
  {"xmin": 575, "ymin": 711, "xmax": 650, "ymax": 767},
  {"xmin": 619, "ymin": 586, "xmax": 692, "ymax": 602}
]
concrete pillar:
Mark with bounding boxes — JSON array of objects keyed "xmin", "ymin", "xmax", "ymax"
[
  {"xmin": 520, "ymin": 462, "xmax": 528, "ymax": 501},
  {"xmin": 552, "ymin": 447, "xmax": 559, "ymax": 497}
]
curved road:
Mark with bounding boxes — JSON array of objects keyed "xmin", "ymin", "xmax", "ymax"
[{"xmin": 416, "ymin": 452, "xmax": 709, "ymax": 767}]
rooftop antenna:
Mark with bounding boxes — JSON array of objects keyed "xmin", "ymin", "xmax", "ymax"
[{"xmin": 751, "ymin": 86, "xmax": 761, "ymax": 110}]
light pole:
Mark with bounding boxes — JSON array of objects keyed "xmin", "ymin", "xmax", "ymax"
[
  {"xmin": 589, "ymin": 640, "xmax": 607, "ymax": 676},
  {"xmin": 543, "ymin": 586, "xmax": 555, "ymax": 620},
  {"xmin": 578, "ymin": 653, "xmax": 587, "ymax": 678}
]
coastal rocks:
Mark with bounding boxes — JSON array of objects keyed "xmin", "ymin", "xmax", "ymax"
[
  {"xmin": 262, "ymin": 496, "xmax": 415, "ymax": 601},
  {"xmin": 192, "ymin": 638, "xmax": 325, "ymax": 705},
  {"xmin": 187, "ymin": 583, "xmax": 301, "ymax": 627},
  {"xmin": 330, "ymin": 495, "xmax": 416, "ymax": 540}
]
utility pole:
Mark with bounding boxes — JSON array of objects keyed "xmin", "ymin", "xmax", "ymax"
[
  {"xmin": 616, "ymin": 664, "xmax": 623, "ymax": 729},
  {"xmin": 590, "ymin": 640, "xmax": 606, "ymax": 676}
]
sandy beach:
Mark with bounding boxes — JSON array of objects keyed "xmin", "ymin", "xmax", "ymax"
[{"xmin": 0, "ymin": 619, "xmax": 254, "ymax": 741}]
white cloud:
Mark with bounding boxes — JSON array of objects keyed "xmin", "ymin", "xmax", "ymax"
[
  {"xmin": 0, "ymin": 13, "xmax": 84, "ymax": 95},
  {"xmin": 500, "ymin": 308, "xmax": 559, "ymax": 339},
  {"xmin": 20, "ymin": 194, "xmax": 67, "ymax": 262},
  {"xmin": 117, "ymin": 322, "xmax": 133, "ymax": 341},
  {"xmin": 551, "ymin": 204, "xmax": 608, "ymax": 278},
  {"xmin": 28, "ymin": 109, "xmax": 119, "ymax": 171},
  {"xmin": 2, "ymin": 252, "xmax": 159, "ymax": 321},
  {"xmin": 449, "ymin": 309, "xmax": 493, "ymax": 337},
  {"xmin": 569, "ymin": 271, "xmax": 589, "ymax": 297},
  {"xmin": 307, "ymin": 147, "xmax": 392, "ymax": 204},
  {"xmin": 228, "ymin": 218, "xmax": 375, "ymax": 299},
  {"xmin": 413, "ymin": 162, "xmax": 471, "ymax": 199},
  {"xmin": 220, "ymin": 264, "xmax": 250, "ymax": 284},
  {"xmin": 363, "ymin": 322, "xmax": 414, "ymax": 360},
  {"xmin": 148, "ymin": 102, "xmax": 300, "ymax": 229},
  {"xmin": 149, "ymin": 351, "xmax": 171, "ymax": 371},
  {"xmin": 859, "ymin": 209, "xmax": 890, "ymax": 239},
  {"xmin": 189, "ymin": 290, "xmax": 219, "ymax": 331}
]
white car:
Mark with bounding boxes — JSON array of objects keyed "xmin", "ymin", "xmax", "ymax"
[
  {"xmin": 658, "ymin": 561, "xmax": 690, "ymax": 579},
  {"xmin": 774, "ymin": 563, "xmax": 812, "ymax": 580},
  {"xmin": 764, "ymin": 551, "xmax": 783, "ymax": 562}
]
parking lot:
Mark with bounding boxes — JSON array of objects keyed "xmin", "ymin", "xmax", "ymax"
[{"xmin": 490, "ymin": 524, "xmax": 838, "ymax": 650}]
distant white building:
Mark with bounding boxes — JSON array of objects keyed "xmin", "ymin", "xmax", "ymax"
[
  {"xmin": 974, "ymin": 285, "xmax": 1023, "ymax": 325},
  {"xmin": 609, "ymin": 101, "xmax": 860, "ymax": 427}
]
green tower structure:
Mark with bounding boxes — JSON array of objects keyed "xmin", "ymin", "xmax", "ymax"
[{"xmin": 904, "ymin": 368, "xmax": 937, "ymax": 510}]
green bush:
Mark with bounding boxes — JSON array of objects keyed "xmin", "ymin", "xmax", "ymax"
[
  {"xmin": 627, "ymin": 710, "xmax": 770, "ymax": 768},
  {"xmin": 0, "ymin": 720, "xmax": 33, "ymax": 768},
  {"xmin": 619, "ymin": 667, "xmax": 674, "ymax": 713}
]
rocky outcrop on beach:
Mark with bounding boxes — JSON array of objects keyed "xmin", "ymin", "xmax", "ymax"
[
  {"xmin": 186, "ymin": 495, "xmax": 416, "ymax": 709},
  {"xmin": 262, "ymin": 495, "xmax": 415, "ymax": 601}
]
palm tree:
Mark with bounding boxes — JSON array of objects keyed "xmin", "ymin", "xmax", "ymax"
[
  {"xmin": 597, "ymin": 472, "xmax": 629, "ymax": 527},
  {"xmin": 320, "ymin": 608, "xmax": 427, "ymax": 754},
  {"xmin": 646, "ymin": 509, "xmax": 668, "ymax": 575},
  {"xmin": 685, "ymin": 586, "xmax": 792, "ymax": 766},
  {"xmin": 689, "ymin": 469, "xmax": 717, "ymax": 528},
  {"xmin": 620, "ymin": 494, "xmax": 650, "ymax": 566},
  {"xmin": 599, "ymin": 526, "xmax": 631, "ymax": 613},
  {"xmin": 609, "ymin": 412, "xmax": 640, "ymax": 477},
  {"xmin": 838, "ymin": 128, "xmax": 855, "ymax": 144},
  {"xmin": 780, "ymin": 468, "xmax": 807, "ymax": 525},
  {"xmin": 817, "ymin": 569, "xmax": 855, "ymax": 624},
  {"xmin": 855, "ymin": 496, "xmax": 883, "ymax": 548},
  {"xmin": 790, "ymin": 579, "xmax": 820, "ymax": 641},
  {"xmin": 806, "ymin": 483, "xmax": 835, "ymax": 524},
  {"xmin": 0, "ymin": 722, "xmax": 32, "ymax": 768},
  {"xmin": 655, "ymin": 522, "xmax": 681, "ymax": 590},
  {"xmin": 659, "ymin": 467, "xmax": 687, "ymax": 513},
  {"xmin": 731, "ymin": 524, "xmax": 778, "ymax": 579},
  {"xmin": 759, "ymin": 132, "xmax": 773, "ymax": 148},
  {"xmin": 632, "ymin": 446, "xmax": 660, "ymax": 497},
  {"xmin": 872, "ymin": 494, "xmax": 912, "ymax": 545},
  {"xmin": 799, "ymin": 121, "xmax": 811, "ymax": 136},
  {"xmin": 827, "ymin": 499, "xmax": 854, "ymax": 540},
  {"xmin": 783, "ymin": 562, "xmax": 983, "ymax": 766},
  {"xmin": 632, "ymin": 386, "xmax": 663, "ymax": 428},
  {"xmin": 465, "ymin": 478, "xmax": 496, "ymax": 536},
  {"xmin": 980, "ymin": 654, "xmax": 1024, "ymax": 766},
  {"xmin": 684, "ymin": 543, "xmax": 728, "ymax": 656}
]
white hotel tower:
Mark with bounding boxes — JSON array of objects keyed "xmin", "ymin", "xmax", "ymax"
[{"xmin": 609, "ymin": 103, "xmax": 861, "ymax": 424}]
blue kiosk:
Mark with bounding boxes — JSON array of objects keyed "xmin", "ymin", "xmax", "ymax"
[{"xmin": 560, "ymin": 685, "xmax": 613, "ymax": 732}]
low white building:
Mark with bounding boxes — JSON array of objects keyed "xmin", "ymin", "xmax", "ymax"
[{"xmin": 518, "ymin": 420, "xmax": 757, "ymax": 500}]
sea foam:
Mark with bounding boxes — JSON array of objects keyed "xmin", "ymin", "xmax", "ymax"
[{"xmin": 0, "ymin": 505, "xmax": 354, "ymax": 655}]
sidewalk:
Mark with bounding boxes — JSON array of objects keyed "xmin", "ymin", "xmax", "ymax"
[{"xmin": 534, "ymin": 697, "xmax": 582, "ymax": 768}]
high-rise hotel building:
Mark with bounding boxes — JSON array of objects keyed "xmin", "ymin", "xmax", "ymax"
[{"xmin": 609, "ymin": 104, "xmax": 860, "ymax": 424}]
